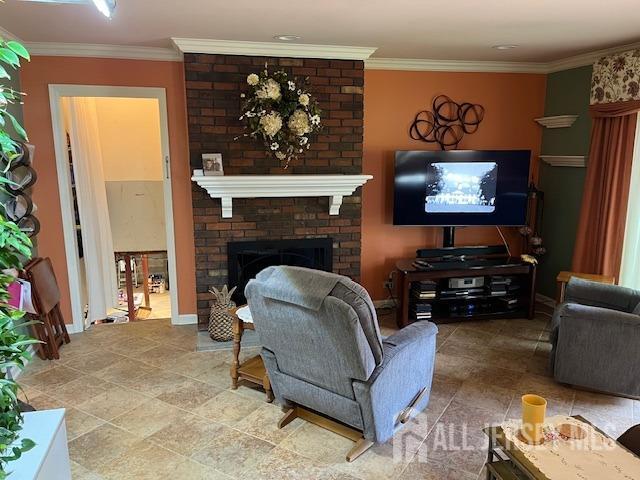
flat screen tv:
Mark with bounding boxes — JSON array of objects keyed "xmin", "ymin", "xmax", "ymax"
[{"xmin": 393, "ymin": 150, "xmax": 530, "ymax": 226}]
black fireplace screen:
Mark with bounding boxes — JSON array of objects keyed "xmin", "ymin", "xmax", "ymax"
[{"xmin": 227, "ymin": 238, "xmax": 333, "ymax": 304}]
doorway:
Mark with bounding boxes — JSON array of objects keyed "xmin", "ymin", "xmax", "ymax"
[{"xmin": 49, "ymin": 86, "xmax": 179, "ymax": 333}]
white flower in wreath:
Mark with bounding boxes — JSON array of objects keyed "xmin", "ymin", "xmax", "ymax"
[
  {"xmin": 299, "ymin": 136, "xmax": 308, "ymax": 145},
  {"xmin": 310, "ymin": 114, "xmax": 321, "ymax": 126},
  {"xmin": 256, "ymin": 79, "xmax": 282, "ymax": 101},
  {"xmin": 288, "ymin": 81, "xmax": 296, "ymax": 91},
  {"xmin": 247, "ymin": 74, "xmax": 259, "ymax": 86},
  {"xmin": 298, "ymin": 93, "xmax": 310, "ymax": 106},
  {"xmin": 288, "ymin": 109, "xmax": 312, "ymax": 136},
  {"xmin": 259, "ymin": 112, "xmax": 283, "ymax": 137},
  {"xmin": 270, "ymin": 142, "xmax": 279, "ymax": 150},
  {"xmin": 275, "ymin": 151, "xmax": 287, "ymax": 160}
]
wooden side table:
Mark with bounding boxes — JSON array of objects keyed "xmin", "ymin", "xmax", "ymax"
[
  {"xmin": 230, "ymin": 306, "xmax": 274, "ymax": 402},
  {"xmin": 555, "ymin": 271, "xmax": 615, "ymax": 303}
]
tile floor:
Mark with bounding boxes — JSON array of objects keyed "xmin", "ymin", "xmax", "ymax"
[{"xmin": 19, "ymin": 311, "xmax": 639, "ymax": 480}]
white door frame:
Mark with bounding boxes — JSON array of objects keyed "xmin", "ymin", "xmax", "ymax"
[{"xmin": 49, "ymin": 85, "xmax": 180, "ymax": 333}]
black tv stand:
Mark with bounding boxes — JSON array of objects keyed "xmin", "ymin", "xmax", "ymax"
[{"xmin": 395, "ymin": 254, "xmax": 536, "ymax": 328}]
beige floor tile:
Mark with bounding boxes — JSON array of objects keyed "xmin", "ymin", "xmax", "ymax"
[
  {"xmin": 465, "ymin": 364, "xmax": 524, "ymax": 391},
  {"xmin": 236, "ymin": 403, "xmax": 304, "ymax": 444},
  {"xmin": 64, "ymin": 407, "xmax": 106, "ymax": 441},
  {"xmin": 156, "ymin": 377, "xmax": 222, "ymax": 411},
  {"xmin": 436, "ymin": 400, "xmax": 507, "ymax": 433},
  {"xmin": 19, "ymin": 365, "xmax": 84, "ymax": 390},
  {"xmin": 195, "ymin": 389, "xmax": 262, "ymax": 426},
  {"xmin": 23, "ymin": 393, "xmax": 67, "ymax": 411},
  {"xmin": 278, "ymin": 423, "xmax": 354, "ymax": 465},
  {"xmin": 69, "ymin": 423, "xmax": 142, "ymax": 471},
  {"xmin": 71, "ymin": 461, "xmax": 105, "ymax": 480},
  {"xmin": 166, "ymin": 350, "xmax": 229, "ymax": 378},
  {"xmin": 93, "ymin": 357, "xmax": 155, "ymax": 384},
  {"xmin": 417, "ymin": 424, "xmax": 488, "ymax": 476},
  {"xmin": 438, "ymin": 337, "xmax": 493, "ymax": 361},
  {"xmin": 131, "ymin": 344, "xmax": 193, "ymax": 367},
  {"xmin": 106, "ymin": 336, "xmax": 161, "ymax": 357},
  {"xmin": 239, "ymin": 446, "xmax": 357, "ymax": 480},
  {"xmin": 572, "ymin": 389, "xmax": 635, "ymax": 420},
  {"xmin": 446, "ymin": 327, "xmax": 495, "ymax": 347},
  {"xmin": 94, "ymin": 440, "xmax": 186, "ymax": 480},
  {"xmin": 398, "ymin": 456, "xmax": 477, "ymax": 480},
  {"xmin": 191, "ymin": 426, "xmax": 276, "ymax": 477},
  {"xmin": 516, "ymin": 372, "xmax": 576, "ymax": 403},
  {"xmin": 110, "ymin": 397, "xmax": 188, "ymax": 437},
  {"xmin": 453, "ymin": 381, "xmax": 515, "ymax": 414},
  {"xmin": 76, "ymin": 385, "xmax": 150, "ymax": 421},
  {"xmin": 63, "ymin": 350, "xmax": 128, "ymax": 375},
  {"xmin": 119, "ymin": 368, "xmax": 192, "ymax": 397},
  {"xmin": 49, "ymin": 375, "xmax": 110, "ymax": 406},
  {"xmin": 433, "ymin": 352, "xmax": 476, "ymax": 382},
  {"xmin": 335, "ymin": 441, "xmax": 411, "ymax": 480},
  {"xmin": 147, "ymin": 412, "xmax": 224, "ymax": 456},
  {"xmin": 195, "ymin": 362, "xmax": 234, "ymax": 388},
  {"xmin": 234, "ymin": 383, "xmax": 272, "ymax": 402},
  {"xmin": 169, "ymin": 459, "xmax": 231, "ymax": 479}
]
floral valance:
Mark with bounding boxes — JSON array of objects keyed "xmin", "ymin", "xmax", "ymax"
[{"xmin": 591, "ymin": 48, "xmax": 640, "ymax": 104}]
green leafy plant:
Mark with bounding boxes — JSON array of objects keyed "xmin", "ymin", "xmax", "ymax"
[{"xmin": 0, "ymin": 34, "xmax": 39, "ymax": 479}]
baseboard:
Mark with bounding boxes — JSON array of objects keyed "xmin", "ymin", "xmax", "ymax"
[
  {"xmin": 535, "ymin": 293, "xmax": 556, "ymax": 307},
  {"xmin": 173, "ymin": 314, "xmax": 198, "ymax": 325}
]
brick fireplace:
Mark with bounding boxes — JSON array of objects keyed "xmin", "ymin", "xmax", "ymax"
[{"xmin": 184, "ymin": 53, "xmax": 365, "ymax": 329}]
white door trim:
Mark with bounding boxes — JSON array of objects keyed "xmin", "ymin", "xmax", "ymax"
[{"xmin": 49, "ymin": 84, "xmax": 180, "ymax": 333}]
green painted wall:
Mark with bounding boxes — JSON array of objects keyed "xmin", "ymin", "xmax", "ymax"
[{"xmin": 537, "ymin": 66, "xmax": 592, "ymax": 297}]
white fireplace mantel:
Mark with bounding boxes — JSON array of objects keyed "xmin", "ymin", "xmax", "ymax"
[{"xmin": 191, "ymin": 170, "xmax": 373, "ymax": 218}]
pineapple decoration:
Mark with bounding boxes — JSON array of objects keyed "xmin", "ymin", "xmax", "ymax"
[{"xmin": 208, "ymin": 285, "xmax": 238, "ymax": 342}]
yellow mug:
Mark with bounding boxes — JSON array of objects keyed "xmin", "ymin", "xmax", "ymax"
[{"xmin": 521, "ymin": 394, "xmax": 547, "ymax": 444}]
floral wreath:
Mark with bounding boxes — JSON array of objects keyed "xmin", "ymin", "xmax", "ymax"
[{"xmin": 239, "ymin": 66, "xmax": 321, "ymax": 168}]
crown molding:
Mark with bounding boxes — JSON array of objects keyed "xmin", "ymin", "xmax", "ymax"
[
  {"xmin": 364, "ymin": 57, "xmax": 548, "ymax": 73},
  {"xmin": 545, "ymin": 40, "xmax": 640, "ymax": 73},
  {"xmin": 23, "ymin": 42, "xmax": 183, "ymax": 61},
  {"xmin": 171, "ymin": 38, "xmax": 377, "ymax": 61},
  {"xmin": 0, "ymin": 26, "xmax": 22, "ymax": 42}
]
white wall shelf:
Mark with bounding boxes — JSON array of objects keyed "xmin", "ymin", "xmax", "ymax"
[
  {"xmin": 540, "ymin": 155, "xmax": 587, "ymax": 167},
  {"xmin": 534, "ymin": 115, "xmax": 578, "ymax": 128},
  {"xmin": 191, "ymin": 171, "xmax": 373, "ymax": 218}
]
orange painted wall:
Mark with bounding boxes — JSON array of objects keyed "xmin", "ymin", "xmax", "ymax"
[
  {"xmin": 361, "ymin": 70, "xmax": 547, "ymax": 300},
  {"xmin": 20, "ymin": 56, "xmax": 197, "ymax": 323}
]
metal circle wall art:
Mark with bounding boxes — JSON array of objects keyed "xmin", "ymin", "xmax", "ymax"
[{"xmin": 410, "ymin": 95, "xmax": 485, "ymax": 150}]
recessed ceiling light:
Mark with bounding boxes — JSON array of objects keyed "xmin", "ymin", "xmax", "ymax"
[
  {"xmin": 92, "ymin": 0, "xmax": 116, "ymax": 17},
  {"xmin": 273, "ymin": 35, "xmax": 301, "ymax": 42},
  {"xmin": 493, "ymin": 45, "xmax": 519, "ymax": 50}
]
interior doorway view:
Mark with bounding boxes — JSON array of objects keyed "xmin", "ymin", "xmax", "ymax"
[{"xmin": 58, "ymin": 93, "xmax": 176, "ymax": 330}]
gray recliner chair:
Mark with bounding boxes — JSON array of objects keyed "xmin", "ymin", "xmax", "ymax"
[
  {"xmin": 550, "ymin": 277, "xmax": 640, "ymax": 398},
  {"xmin": 245, "ymin": 266, "xmax": 438, "ymax": 461}
]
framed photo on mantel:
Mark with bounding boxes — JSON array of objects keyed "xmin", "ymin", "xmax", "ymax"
[{"xmin": 202, "ymin": 153, "xmax": 223, "ymax": 176}]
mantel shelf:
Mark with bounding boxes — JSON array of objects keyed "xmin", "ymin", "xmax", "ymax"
[{"xmin": 191, "ymin": 171, "xmax": 373, "ymax": 218}]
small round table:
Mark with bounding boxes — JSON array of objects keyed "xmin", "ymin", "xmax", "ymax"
[{"xmin": 230, "ymin": 305, "xmax": 273, "ymax": 402}]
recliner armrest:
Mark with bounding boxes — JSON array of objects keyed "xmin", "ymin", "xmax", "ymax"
[
  {"xmin": 565, "ymin": 278, "xmax": 640, "ymax": 313},
  {"xmin": 352, "ymin": 321, "xmax": 438, "ymax": 443}
]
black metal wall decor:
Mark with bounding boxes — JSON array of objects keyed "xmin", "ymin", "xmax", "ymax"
[{"xmin": 409, "ymin": 95, "xmax": 485, "ymax": 150}]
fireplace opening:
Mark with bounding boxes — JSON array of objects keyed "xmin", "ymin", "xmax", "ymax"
[{"xmin": 227, "ymin": 238, "xmax": 333, "ymax": 304}]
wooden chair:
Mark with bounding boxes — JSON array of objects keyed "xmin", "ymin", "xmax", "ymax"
[{"xmin": 23, "ymin": 258, "xmax": 70, "ymax": 360}]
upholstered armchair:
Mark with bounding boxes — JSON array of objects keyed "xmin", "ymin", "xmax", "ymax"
[
  {"xmin": 245, "ymin": 266, "xmax": 438, "ymax": 461},
  {"xmin": 550, "ymin": 277, "xmax": 640, "ymax": 397}
]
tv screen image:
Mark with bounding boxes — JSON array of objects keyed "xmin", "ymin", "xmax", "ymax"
[
  {"xmin": 425, "ymin": 162, "xmax": 497, "ymax": 214},
  {"xmin": 394, "ymin": 150, "xmax": 530, "ymax": 226}
]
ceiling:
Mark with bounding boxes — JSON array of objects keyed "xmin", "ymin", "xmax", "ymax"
[{"xmin": 1, "ymin": 0, "xmax": 640, "ymax": 62}]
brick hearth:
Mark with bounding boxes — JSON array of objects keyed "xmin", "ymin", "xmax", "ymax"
[{"xmin": 184, "ymin": 53, "xmax": 365, "ymax": 329}]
